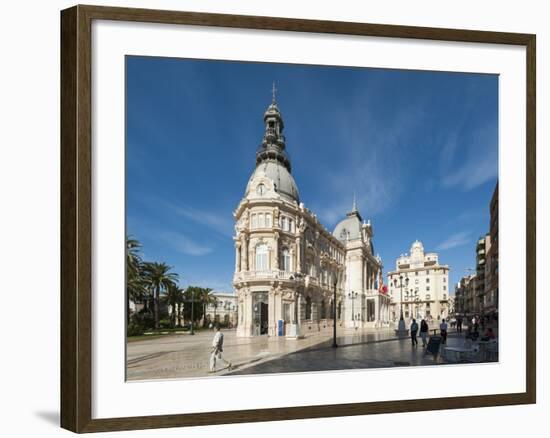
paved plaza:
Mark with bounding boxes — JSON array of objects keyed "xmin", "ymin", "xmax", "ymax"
[{"xmin": 126, "ymin": 323, "xmax": 496, "ymax": 381}]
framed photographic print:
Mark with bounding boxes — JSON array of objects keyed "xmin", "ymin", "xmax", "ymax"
[{"xmin": 60, "ymin": 4, "xmax": 536, "ymax": 433}]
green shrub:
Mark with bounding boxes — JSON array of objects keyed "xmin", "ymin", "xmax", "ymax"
[{"xmin": 127, "ymin": 311, "xmax": 154, "ymax": 336}]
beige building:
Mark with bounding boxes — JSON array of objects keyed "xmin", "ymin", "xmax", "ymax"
[
  {"xmin": 484, "ymin": 183, "xmax": 499, "ymax": 316},
  {"xmin": 204, "ymin": 293, "xmax": 238, "ymax": 327},
  {"xmin": 233, "ymin": 96, "xmax": 389, "ymax": 337},
  {"xmin": 387, "ymin": 240, "xmax": 450, "ymax": 322},
  {"xmin": 475, "ymin": 234, "xmax": 491, "ymax": 313}
]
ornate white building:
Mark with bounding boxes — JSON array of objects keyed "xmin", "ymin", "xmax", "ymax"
[
  {"xmin": 387, "ymin": 240, "xmax": 450, "ymax": 322},
  {"xmin": 204, "ymin": 293, "xmax": 238, "ymax": 327},
  {"xmin": 232, "ymin": 94, "xmax": 390, "ymax": 337}
]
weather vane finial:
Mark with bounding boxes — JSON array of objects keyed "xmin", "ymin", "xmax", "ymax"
[{"xmin": 272, "ymin": 81, "xmax": 277, "ymax": 104}]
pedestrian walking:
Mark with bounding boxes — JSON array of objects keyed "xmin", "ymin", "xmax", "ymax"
[
  {"xmin": 420, "ymin": 319, "xmax": 429, "ymax": 347},
  {"xmin": 440, "ymin": 318, "xmax": 448, "ymax": 344},
  {"xmin": 410, "ymin": 318, "xmax": 419, "ymax": 347},
  {"xmin": 209, "ymin": 325, "xmax": 231, "ymax": 372},
  {"xmin": 456, "ymin": 316, "xmax": 463, "ymax": 334}
]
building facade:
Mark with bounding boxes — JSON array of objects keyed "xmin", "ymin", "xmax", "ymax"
[
  {"xmin": 204, "ymin": 293, "xmax": 238, "ymax": 327},
  {"xmin": 455, "ymin": 183, "xmax": 498, "ymax": 318},
  {"xmin": 484, "ymin": 184, "xmax": 499, "ymax": 316},
  {"xmin": 232, "ymin": 96, "xmax": 389, "ymax": 337},
  {"xmin": 454, "ymin": 274, "xmax": 475, "ymax": 316},
  {"xmin": 475, "ymin": 234, "xmax": 491, "ymax": 313},
  {"xmin": 387, "ymin": 241, "xmax": 450, "ymax": 322}
]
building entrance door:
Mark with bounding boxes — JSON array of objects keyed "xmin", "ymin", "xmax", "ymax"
[
  {"xmin": 253, "ymin": 291, "xmax": 269, "ymax": 336},
  {"xmin": 260, "ymin": 302, "xmax": 268, "ymax": 335}
]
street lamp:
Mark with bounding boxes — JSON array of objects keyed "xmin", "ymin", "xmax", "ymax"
[
  {"xmin": 190, "ymin": 288, "xmax": 195, "ymax": 335},
  {"xmin": 288, "ymin": 272, "xmax": 303, "ymax": 338},
  {"xmin": 393, "ymin": 275, "xmax": 409, "ymax": 336},
  {"xmin": 332, "ymin": 279, "xmax": 338, "ymax": 348},
  {"xmin": 348, "ymin": 291, "xmax": 358, "ymax": 328}
]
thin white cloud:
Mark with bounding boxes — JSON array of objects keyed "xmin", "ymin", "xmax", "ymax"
[
  {"xmin": 160, "ymin": 231, "xmax": 213, "ymax": 256},
  {"xmin": 167, "ymin": 202, "xmax": 235, "ymax": 238},
  {"xmin": 310, "ymin": 87, "xmax": 428, "ymax": 227},
  {"xmin": 440, "ymin": 119, "xmax": 498, "ymax": 191},
  {"xmin": 436, "ymin": 231, "xmax": 471, "ymax": 251},
  {"xmin": 442, "ymin": 152, "xmax": 498, "ymax": 190}
]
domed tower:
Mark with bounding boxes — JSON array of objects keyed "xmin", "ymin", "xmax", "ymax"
[
  {"xmin": 332, "ymin": 197, "xmax": 387, "ymax": 328},
  {"xmin": 244, "ymin": 85, "xmax": 299, "ymax": 203},
  {"xmin": 232, "ymin": 87, "xmax": 386, "ymax": 338},
  {"xmin": 410, "ymin": 240, "xmax": 425, "ymax": 268},
  {"xmin": 256, "ymin": 85, "xmax": 291, "ymax": 172},
  {"xmin": 234, "ymin": 85, "xmax": 304, "ymax": 338}
]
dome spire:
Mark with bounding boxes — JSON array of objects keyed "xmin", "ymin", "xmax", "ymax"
[
  {"xmin": 346, "ymin": 192, "xmax": 362, "ymax": 221},
  {"xmin": 256, "ymin": 84, "xmax": 291, "ymax": 172},
  {"xmin": 272, "ymin": 81, "xmax": 277, "ymax": 104}
]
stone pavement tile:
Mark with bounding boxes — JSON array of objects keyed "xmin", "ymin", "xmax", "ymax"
[{"xmin": 125, "ymin": 326, "xmax": 485, "ymax": 380}]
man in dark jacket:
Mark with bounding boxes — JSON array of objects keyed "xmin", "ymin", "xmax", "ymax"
[{"xmin": 410, "ymin": 319, "xmax": 419, "ymax": 347}]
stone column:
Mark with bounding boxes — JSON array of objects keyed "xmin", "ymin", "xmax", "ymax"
[
  {"xmin": 269, "ymin": 287, "xmax": 276, "ymax": 336},
  {"xmin": 273, "ymin": 232, "xmax": 279, "ymax": 271},
  {"xmin": 235, "ymin": 242, "xmax": 241, "ymax": 272},
  {"xmin": 363, "ymin": 260, "xmax": 367, "ymax": 293},
  {"xmin": 295, "ymin": 237, "xmax": 301, "ymax": 273},
  {"xmin": 241, "ymin": 234, "xmax": 248, "ymax": 271}
]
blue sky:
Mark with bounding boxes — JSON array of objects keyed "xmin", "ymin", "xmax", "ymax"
[{"xmin": 126, "ymin": 56, "xmax": 498, "ymax": 294}]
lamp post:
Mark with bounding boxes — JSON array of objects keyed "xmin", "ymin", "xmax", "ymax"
[
  {"xmin": 190, "ymin": 288, "xmax": 195, "ymax": 335},
  {"xmin": 332, "ymin": 279, "xmax": 338, "ymax": 348},
  {"xmin": 288, "ymin": 272, "xmax": 303, "ymax": 338},
  {"xmin": 393, "ymin": 275, "xmax": 409, "ymax": 336},
  {"xmin": 348, "ymin": 291, "xmax": 358, "ymax": 328}
]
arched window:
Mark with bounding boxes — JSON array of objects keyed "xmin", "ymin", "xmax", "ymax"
[
  {"xmin": 305, "ymin": 296, "xmax": 312, "ymax": 320},
  {"xmin": 265, "ymin": 213, "xmax": 272, "ymax": 228},
  {"xmin": 282, "ymin": 247, "xmax": 292, "ymax": 272},
  {"xmin": 256, "ymin": 244, "xmax": 269, "ymax": 271},
  {"xmin": 258, "ymin": 213, "xmax": 265, "ymax": 228}
]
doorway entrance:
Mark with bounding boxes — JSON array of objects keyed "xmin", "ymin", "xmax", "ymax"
[
  {"xmin": 253, "ymin": 291, "xmax": 269, "ymax": 336},
  {"xmin": 260, "ymin": 302, "xmax": 268, "ymax": 335}
]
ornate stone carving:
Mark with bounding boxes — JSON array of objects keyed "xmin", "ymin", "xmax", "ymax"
[
  {"xmin": 236, "ymin": 210, "xmax": 249, "ymax": 234},
  {"xmin": 298, "ymin": 217, "xmax": 307, "ymax": 234}
]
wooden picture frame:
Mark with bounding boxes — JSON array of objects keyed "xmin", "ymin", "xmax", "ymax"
[{"xmin": 60, "ymin": 4, "xmax": 536, "ymax": 433}]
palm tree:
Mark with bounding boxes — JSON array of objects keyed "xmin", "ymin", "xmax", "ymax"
[
  {"xmin": 126, "ymin": 236, "xmax": 146, "ymax": 321},
  {"xmin": 200, "ymin": 288, "xmax": 215, "ymax": 326},
  {"xmin": 142, "ymin": 262, "xmax": 178, "ymax": 329},
  {"xmin": 163, "ymin": 283, "xmax": 184, "ymax": 328}
]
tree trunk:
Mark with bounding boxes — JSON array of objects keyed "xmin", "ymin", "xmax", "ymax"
[
  {"xmin": 154, "ymin": 286, "xmax": 160, "ymax": 330},
  {"xmin": 127, "ymin": 291, "xmax": 131, "ymax": 324}
]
